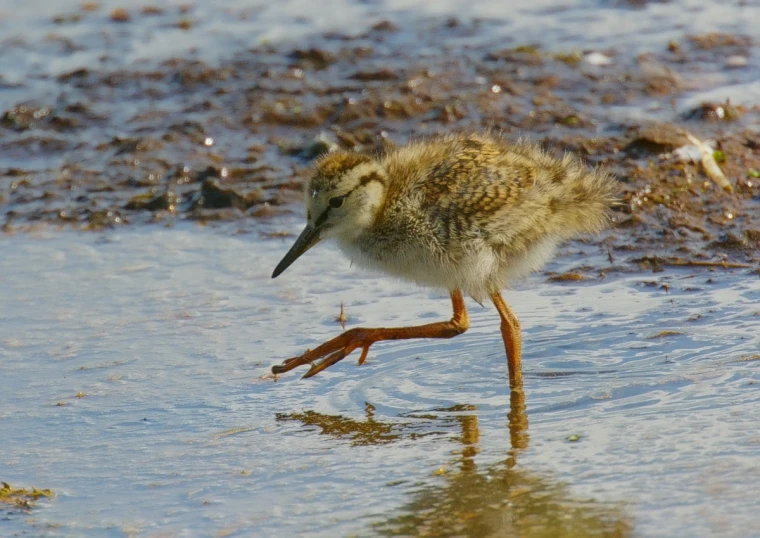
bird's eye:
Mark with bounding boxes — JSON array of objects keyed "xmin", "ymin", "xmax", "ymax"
[{"xmin": 329, "ymin": 196, "xmax": 346, "ymax": 209}]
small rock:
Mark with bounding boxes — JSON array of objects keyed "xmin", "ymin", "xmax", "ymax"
[
  {"xmin": 708, "ymin": 233, "xmax": 749, "ymax": 251},
  {"xmin": 289, "ymin": 48, "xmax": 335, "ymax": 69},
  {"xmin": 110, "ymin": 8, "xmax": 130, "ymax": 22},
  {"xmin": 584, "ymin": 52, "xmax": 613, "ymax": 66},
  {"xmin": 300, "ymin": 132, "xmax": 339, "ymax": 160},
  {"xmin": 725, "ymin": 55, "xmax": 748, "ymax": 68},
  {"xmin": 350, "ymin": 68, "xmax": 397, "ymax": 81}
]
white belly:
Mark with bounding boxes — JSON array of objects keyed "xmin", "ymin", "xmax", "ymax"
[{"xmin": 336, "ymin": 236, "xmax": 558, "ymax": 302}]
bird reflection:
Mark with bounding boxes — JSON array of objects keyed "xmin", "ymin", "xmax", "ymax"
[{"xmin": 276, "ymin": 390, "xmax": 631, "ymax": 537}]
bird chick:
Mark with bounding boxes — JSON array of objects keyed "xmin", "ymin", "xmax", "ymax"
[{"xmin": 272, "ymin": 133, "xmax": 618, "ymax": 387}]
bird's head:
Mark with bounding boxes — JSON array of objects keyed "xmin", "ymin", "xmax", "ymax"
[{"xmin": 272, "ymin": 151, "xmax": 387, "ymax": 278}]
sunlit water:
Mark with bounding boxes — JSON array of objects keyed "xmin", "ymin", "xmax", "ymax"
[
  {"xmin": 1, "ymin": 224, "xmax": 758, "ymax": 537},
  {"xmin": 2, "ymin": 0, "xmax": 760, "ymax": 112},
  {"xmin": 2, "ymin": 0, "xmax": 760, "ymax": 73}
]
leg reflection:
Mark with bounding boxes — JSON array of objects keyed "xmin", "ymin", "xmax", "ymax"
[
  {"xmin": 374, "ymin": 389, "xmax": 633, "ymax": 537},
  {"xmin": 458, "ymin": 407, "xmax": 480, "ymax": 474},
  {"xmin": 507, "ymin": 388, "xmax": 529, "ymax": 469},
  {"xmin": 455, "ymin": 389, "xmax": 530, "ymax": 473}
]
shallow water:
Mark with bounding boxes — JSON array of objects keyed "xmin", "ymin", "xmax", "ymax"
[
  {"xmin": 3, "ymin": 0, "xmax": 760, "ymax": 74},
  {"xmin": 3, "ymin": 0, "xmax": 760, "ymax": 106},
  {"xmin": 1, "ymin": 225, "xmax": 758, "ymax": 537}
]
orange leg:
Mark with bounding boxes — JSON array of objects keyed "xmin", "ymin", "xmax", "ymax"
[
  {"xmin": 490, "ymin": 291, "xmax": 522, "ymax": 389},
  {"xmin": 272, "ymin": 290, "xmax": 469, "ymax": 378}
]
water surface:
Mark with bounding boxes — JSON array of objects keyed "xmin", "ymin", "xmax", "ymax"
[{"xmin": 1, "ymin": 226, "xmax": 758, "ymax": 536}]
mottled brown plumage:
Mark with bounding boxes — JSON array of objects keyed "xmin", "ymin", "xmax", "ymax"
[{"xmin": 271, "ymin": 133, "xmax": 618, "ymax": 387}]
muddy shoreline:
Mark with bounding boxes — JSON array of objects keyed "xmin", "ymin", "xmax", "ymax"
[{"xmin": 2, "ymin": 10, "xmax": 759, "ymax": 272}]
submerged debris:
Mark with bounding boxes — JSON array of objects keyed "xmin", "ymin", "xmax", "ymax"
[
  {"xmin": 631, "ymin": 255, "xmax": 752, "ymax": 270},
  {"xmin": 648, "ymin": 330, "xmax": 683, "ymax": 339},
  {"xmin": 0, "ymin": 482, "xmax": 54, "ymax": 511},
  {"xmin": 547, "ymin": 273, "xmax": 588, "ymax": 283}
]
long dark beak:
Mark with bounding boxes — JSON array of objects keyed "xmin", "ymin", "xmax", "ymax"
[{"xmin": 272, "ymin": 224, "xmax": 321, "ymax": 278}]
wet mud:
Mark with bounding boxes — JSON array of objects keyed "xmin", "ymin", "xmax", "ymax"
[{"xmin": 1, "ymin": 8, "xmax": 759, "ymax": 273}]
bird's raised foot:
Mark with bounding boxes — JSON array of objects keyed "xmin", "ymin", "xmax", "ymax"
[{"xmin": 271, "ymin": 328, "xmax": 373, "ymax": 378}]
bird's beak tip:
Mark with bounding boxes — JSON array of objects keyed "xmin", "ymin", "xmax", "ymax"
[{"xmin": 271, "ymin": 223, "xmax": 321, "ymax": 279}]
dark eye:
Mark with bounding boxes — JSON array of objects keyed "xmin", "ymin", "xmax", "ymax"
[{"xmin": 329, "ymin": 196, "xmax": 346, "ymax": 209}]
